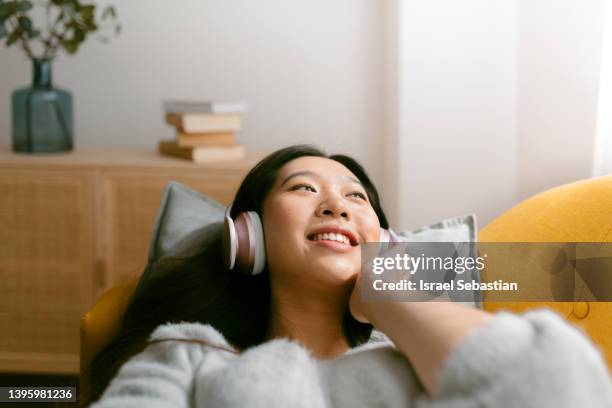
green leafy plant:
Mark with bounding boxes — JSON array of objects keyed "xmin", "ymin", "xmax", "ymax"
[{"xmin": 0, "ymin": 0, "xmax": 119, "ymax": 59}]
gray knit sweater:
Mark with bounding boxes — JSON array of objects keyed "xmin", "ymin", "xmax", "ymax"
[{"xmin": 91, "ymin": 309, "xmax": 612, "ymax": 407}]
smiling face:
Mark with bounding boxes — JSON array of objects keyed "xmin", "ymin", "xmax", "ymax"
[{"xmin": 262, "ymin": 156, "xmax": 381, "ymax": 292}]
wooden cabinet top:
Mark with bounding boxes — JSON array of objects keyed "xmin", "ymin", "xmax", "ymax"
[{"xmin": 0, "ymin": 146, "xmax": 269, "ymax": 170}]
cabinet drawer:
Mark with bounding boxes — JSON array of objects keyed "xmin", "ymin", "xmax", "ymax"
[
  {"xmin": 0, "ymin": 170, "xmax": 94, "ymax": 373},
  {"xmin": 99, "ymin": 172, "xmax": 244, "ymax": 289}
]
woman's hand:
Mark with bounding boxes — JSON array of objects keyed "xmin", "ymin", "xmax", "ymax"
[
  {"xmin": 352, "ymin": 284, "xmax": 492, "ymax": 395},
  {"xmin": 348, "ymin": 244, "xmax": 493, "ymax": 396},
  {"xmin": 348, "ymin": 241, "xmax": 425, "ymax": 324},
  {"xmin": 348, "ymin": 271, "xmax": 370, "ymax": 324}
]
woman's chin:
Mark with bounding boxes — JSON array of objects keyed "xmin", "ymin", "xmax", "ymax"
[{"xmin": 309, "ymin": 259, "xmax": 359, "ymax": 283}]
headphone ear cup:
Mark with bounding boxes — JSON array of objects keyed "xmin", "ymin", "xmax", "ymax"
[
  {"xmin": 223, "ymin": 209, "xmax": 237, "ymax": 270},
  {"xmin": 247, "ymin": 211, "xmax": 266, "ymax": 275},
  {"xmin": 233, "ymin": 212, "xmax": 255, "ymax": 274},
  {"xmin": 231, "ymin": 211, "xmax": 266, "ymax": 275}
]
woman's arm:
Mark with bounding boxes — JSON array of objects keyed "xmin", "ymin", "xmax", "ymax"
[
  {"xmin": 359, "ymin": 298, "xmax": 492, "ymax": 395},
  {"xmin": 90, "ymin": 323, "xmax": 235, "ymax": 408},
  {"xmin": 429, "ymin": 309, "xmax": 612, "ymax": 407},
  {"xmin": 351, "ymin": 280, "xmax": 612, "ymax": 406}
]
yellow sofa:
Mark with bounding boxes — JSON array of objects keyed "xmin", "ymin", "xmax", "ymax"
[
  {"xmin": 479, "ymin": 175, "xmax": 612, "ymax": 370},
  {"xmin": 80, "ymin": 175, "xmax": 612, "ymax": 398}
]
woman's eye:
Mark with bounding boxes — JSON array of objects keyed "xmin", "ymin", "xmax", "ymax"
[
  {"xmin": 348, "ymin": 191, "xmax": 367, "ymax": 201},
  {"xmin": 292, "ymin": 184, "xmax": 317, "ymax": 192}
]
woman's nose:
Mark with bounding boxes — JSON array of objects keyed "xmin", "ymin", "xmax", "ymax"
[{"xmin": 315, "ymin": 198, "xmax": 350, "ymax": 220}]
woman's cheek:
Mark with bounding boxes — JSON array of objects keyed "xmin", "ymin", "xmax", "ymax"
[{"xmin": 360, "ymin": 216, "xmax": 381, "ymax": 242}]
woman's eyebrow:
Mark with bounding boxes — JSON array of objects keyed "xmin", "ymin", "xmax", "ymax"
[{"xmin": 280, "ymin": 171, "xmax": 362, "ymax": 187}]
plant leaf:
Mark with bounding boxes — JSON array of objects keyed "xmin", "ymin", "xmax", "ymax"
[
  {"xmin": 0, "ymin": 23, "xmax": 6, "ymax": 39},
  {"xmin": 16, "ymin": 1, "xmax": 32, "ymax": 12},
  {"xmin": 73, "ymin": 27, "xmax": 84, "ymax": 42},
  {"xmin": 65, "ymin": 0, "xmax": 80, "ymax": 11},
  {"xmin": 84, "ymin": 19, "xmax": 96, "ymax": 31},
  {"xmin": 0, "ymin": 4, "xmax": 14, "ymax": 21},
  {"xmin": 61, "ymin": 38, "xmax": 78, "ymax": 54},
  {"xmin": 6, "ymin": 29, "xmax": 19, "ymax": 46},
  {"xmin": 27, "ymin": 28, "xmax": 39, "ymax": 38},
  {"xmin": 18, "ymin": 15, "xmax": 30, "ymax": 30},
  {"xmin": 64, "ymin": 1, "xmax": 77, "ymax": 14},
  {"xmin": 80, "ymin": 4, "xmax": 94, "ymax": 18}
]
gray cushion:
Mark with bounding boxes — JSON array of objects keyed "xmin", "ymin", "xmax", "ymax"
[
  {"xmin": 147, "ymin": 181, "xmax": 226, "ymax": 263},
  {"xmin": 394, "ymin": 214, "xmax": 477, "ymax": 243},
  {"xmin": 392, "ymin": 214, "xmax": 482, "ymax": 308},
  {"xmin": 368, "ymin": 215, "xmax": 480, "ymax": 344}
]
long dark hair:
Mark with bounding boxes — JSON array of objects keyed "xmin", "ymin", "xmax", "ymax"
[{"xmin": 86, "ymin": 145, "xmax": 389, "ymax": 404}]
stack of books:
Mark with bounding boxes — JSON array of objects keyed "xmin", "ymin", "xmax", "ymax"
[{"xmin": 159, "ymin": 100, "xmax": 248, "ymax": 162}]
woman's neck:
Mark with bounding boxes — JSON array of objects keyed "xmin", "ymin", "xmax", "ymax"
[{"xmin": 266, "ymin": 286, "xmax": 351, "ymax": 359}]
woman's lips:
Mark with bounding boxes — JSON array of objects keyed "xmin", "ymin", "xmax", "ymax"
[{"xmin": 309, "ymin": 238, "xmax": 355, "ymax": 253}]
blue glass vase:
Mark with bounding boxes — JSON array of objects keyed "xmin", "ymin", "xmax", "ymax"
[{"xmin": 12, "ymin": 58, "xmax": 73, "ymax": 153}]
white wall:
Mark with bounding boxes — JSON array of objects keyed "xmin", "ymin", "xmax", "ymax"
[
  {"xmin": 387, "ymin": 0, "xmax": 607, "ymax": 230},
  {"xmin": 2, "ymin": 0, "xmax": 607, "ymax": 230},
  {"xmin": 594, "ymin": 0, "xmax": 612, "ymax": 177},
  {"xmin": 0, "ymin": 0, "xmax": 385, "ymax": 183},
  {"xmin": 381, "ymin": 0, "xmax": 401, "ymax": 227},
  {"xmin": 517, "ymin": 0, "xmax": 606, "ymax": 199},
  {"xmin": 390, "ymin": 0, "xmax": 518, "ymax": 230}
]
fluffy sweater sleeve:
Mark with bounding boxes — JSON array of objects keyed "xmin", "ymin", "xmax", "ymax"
[
  {"xmin": 89, "ymin": 323, "xmax": 235, "ymax": 408},
  {"xmin": 89, "ymin": 309, "xmax": 612, "ymax": 408},
  {"xmin": 423, "ymin": 309, "xmax": 612, "ymax": 408}
]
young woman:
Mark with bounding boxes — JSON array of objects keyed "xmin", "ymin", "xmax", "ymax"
[{"xmin": 88, "ymin": 145, "xmax": 611, "ymax": 407}]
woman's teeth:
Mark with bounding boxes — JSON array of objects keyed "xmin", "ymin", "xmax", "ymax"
[{"xmin": 311, "ymin": 233, "xmax": 350, "ymax": 245}]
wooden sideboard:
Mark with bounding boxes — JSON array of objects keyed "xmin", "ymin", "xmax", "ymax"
[{"xmin": 0, "ymin": 147, "xmax": 266, "ymax": 374}]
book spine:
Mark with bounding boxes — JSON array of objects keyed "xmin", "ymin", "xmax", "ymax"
[
  {"xmin": 165, "ymin": 113, "xmax": 242, "ymax": 133},
  {"xmin": 192, "ymin": 145, "xmax": 246, "ymax": 162},
  {"xmin": 159, "ymin": 141, "xmax": 246, "ymax": 163},
  {"xmin": 183, "ymin": 116, "xmax": 242, "ymax": 133},
  {"xmin": 176, "ymin": 133, "xmax": 236, "ymax": 148}
]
